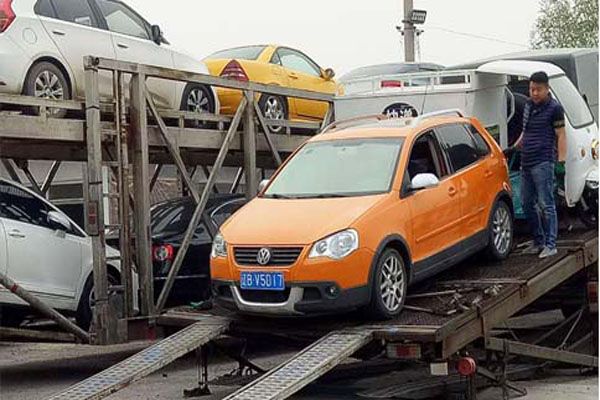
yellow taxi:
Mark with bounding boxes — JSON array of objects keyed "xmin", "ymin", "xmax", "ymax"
[{"xmin": 204, "ymin": 45, "xmax": 337, "ymax": 131}]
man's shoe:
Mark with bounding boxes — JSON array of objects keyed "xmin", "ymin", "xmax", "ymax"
[
  {"xmin": 522, "ymin": 243, "xmax": 543, "ymax": 255},
  {"xmin": 539, "ymin": 247, "xmax": 558, "ymax": 259}
]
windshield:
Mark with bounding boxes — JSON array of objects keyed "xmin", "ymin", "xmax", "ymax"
[
  {"xmin": 206, "ymin": 46, "xmax": 266, "ymax": 61},
  {"xmin": 551, "ymin": 75, "xmax": 595, "ymax": 128},
  {"xmin": 263, "ymin": 138, "xmax": 404, "ymax": 198}
]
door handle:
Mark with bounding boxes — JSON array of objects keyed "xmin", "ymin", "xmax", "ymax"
[
  {"xmin": 288, "ymin": 73, "xmax": 298, "ymax": 80},
  {"xmin": 8, "ymin": 230, "xmax": 26, "ymax": 238},
  {"xmin": 448, "ymin": 187, "xmax": 458, "ymax": 197},
  {"xmin": 52, "ymin": 29, "xmax": 66, "ymax": 36},
  {"xmin": 117, "ymin": 43, "xmax": 129, "ymax": 49}
]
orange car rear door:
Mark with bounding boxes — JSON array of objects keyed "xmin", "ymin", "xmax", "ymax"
[
  {"xmin": 276, "ymin": 47, "xmax": 335, "ymax": 120},
  {"xmin": 405, "ymin": 131, "xmax": 462, "ymax": 264}
]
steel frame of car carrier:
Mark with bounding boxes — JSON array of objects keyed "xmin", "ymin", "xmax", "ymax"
[
  {"xmin": 0, "ymin": 57, "xmax": 334, "ymax": 345},
  {"xmin": 46, "ymin": 230, "xmax": 598, "ymax": 400}
]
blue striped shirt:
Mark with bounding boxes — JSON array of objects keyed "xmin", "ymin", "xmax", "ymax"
[{"xmin": 521, "ymin": 97, "xmax": 565, "ymax": 169}]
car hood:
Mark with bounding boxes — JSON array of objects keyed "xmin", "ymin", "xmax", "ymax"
[{"xmin": 221, "ymin": 195, "xmax": 387, "ymax": 245}]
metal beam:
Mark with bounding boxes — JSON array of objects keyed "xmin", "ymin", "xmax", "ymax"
[
  {"xmin": 253, "ymin": 100, "xmax": 283, "ymax": 166},
  {"xmin": 155, "ymin": 97, "xmax": 247, "ymax": 314},
  {"xmin": 149, "ymin": 164, "xmax": 163, "ymax": 192},
  {"xmin": 41, "ymin": 161, "xmax": 62, "ymax": 196},
  {"xmin": 1, "ymin": 159, "xmax": 21, "ymax": 183},
  {"xmin": 201, "ymin": 165, "xmax": 219, "ymax": 194},
  {"xmin": 243, "ymin": 92, "xmax": 258, "ymax": 199},
  {"xmin": 230, "ymin": 167, "xmax": 244, "ymax": 194},
  {"xmin": 17, "ymin": 160, "xmax": 43, "ymax": 195}
]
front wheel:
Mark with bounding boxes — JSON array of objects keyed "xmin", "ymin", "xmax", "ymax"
[
  {"xmin": 485, "ymin": 200, "xmax": 514, "ymax": 260},
  {"xmin": 366, "ymin": 249, "xmax": 408, "ymax": 319},
  {"xmin": 577, "ymin": 188, "xmax": 598, "ymax": 229},
  {"xmin": 258, "ymin": 94, "xmax": 288, "ymax": 133},
  {"xmin": 23, "ymin": 61, "xmax": 71, "ymax": 118}
]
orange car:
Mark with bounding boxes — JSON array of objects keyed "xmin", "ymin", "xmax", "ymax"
[
  {"xmin": 210, "ymin": 111, "xmax": 513, "ymax": 318},
  {"xmin": 204, "ymin": 45, "xmax": 337, "ymax": 131}
]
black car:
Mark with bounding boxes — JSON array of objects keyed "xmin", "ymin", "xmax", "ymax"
[{"xmin": 109, "ymin": 194, "xmax": 246, "ymax": 306}]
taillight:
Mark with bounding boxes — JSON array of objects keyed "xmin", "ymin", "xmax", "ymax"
[
  {"xmin": 0, "ymin": 0, "xmax": 15, "ymax": 33},
  {"xmin": 381, "ymin": 80, "xmax": 403, "ymax": 88},
  {"xmin": 153, "ymin": 244, "xmax": 174, "ymax": 262},
  {"xmin": 220, "ymin": 60, "xmax": 249, "ymax": 82}
]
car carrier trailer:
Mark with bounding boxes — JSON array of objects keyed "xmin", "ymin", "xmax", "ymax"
[{"xmin": 47, "ymin": 228, "xmax": 598, "ymax": 400}]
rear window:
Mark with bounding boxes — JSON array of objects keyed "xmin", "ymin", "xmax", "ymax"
[{"xmin": 206, "ymin": 46, "xmax": 266, "ymax": 61}]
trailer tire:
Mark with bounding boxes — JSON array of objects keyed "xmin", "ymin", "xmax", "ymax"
[
  {"xmin": 366, "ymin": 248, "xmax": 407, "ymax": 320},
  {"xmin": 485, "ymin": 200, "xmax": 513, "ymax": 261}
]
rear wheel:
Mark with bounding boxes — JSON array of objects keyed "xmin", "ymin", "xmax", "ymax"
[
  {"xmin": 366, "ymin": 249, "xmax": 407, "ymax": 319},
  {"xmin": 485, "ymin": 201, "xmax": 514, "ymax": 260},
  {"xmin": 180, "ymin": 83, "xmax": 215, "ymax": 128},
  {"xmin": 23, "ymin": 61, "xmax": 71, "ymax": 118},
  {"xmin": 258, "ymin": 94, "xmax": 288, "ymax": 133}
]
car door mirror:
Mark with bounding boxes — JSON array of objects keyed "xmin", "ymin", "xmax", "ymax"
[
  {"xmin": 151, "ymin": 24, "xmax": 162, "ymax": 45},
  {"xmin": 410, "ymin": 173, "xmax": 440, "ymax": 191},
  {"xmin": 323, "ymin": 68, "xmax": 335, "ymax": 80},
  {"xmin": 47, "ymin": 210, "xmax": 71, "ymax": 232},
  {"xmin": 258, "ymin": 179, "xmax": 270, "ymax": 194}
]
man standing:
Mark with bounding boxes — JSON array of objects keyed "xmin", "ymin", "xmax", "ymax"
[{"xmin": 518, "ymin": 71, "xmax": 567, "ymax": 259}]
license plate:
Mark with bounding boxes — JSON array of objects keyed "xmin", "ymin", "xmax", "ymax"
[{"xmin": 240, "ymin": 271, "xmax": 285, "ymax": 291}]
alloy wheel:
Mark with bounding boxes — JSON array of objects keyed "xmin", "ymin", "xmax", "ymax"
[
  {"xmin": 187, "ymin": 88, "xmax": 210, "ymax": 113},
  {"xmin": 492, "ymin": 206, "xmax": 512, "ymax": 255},
  {"xmin": 34, "ymin": 70, "xmax": 65, "ymax": 117},
  {"xmin": 263, "ymin": 96, "xmax": 285, "ymax": 133},
  {"xmin": 379, "ymin": 254, "xmax": 405, "ymax": 312}
]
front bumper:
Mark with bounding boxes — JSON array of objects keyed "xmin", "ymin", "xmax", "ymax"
[{"xmin": 212, "ymin": 280, "xmax": 370, "ymax": 316}]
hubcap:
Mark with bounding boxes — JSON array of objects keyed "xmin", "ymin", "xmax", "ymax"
[
  {"xmin": 263, "ymin": 96, "xmax": 285, "ymax": 132},
  {"xmin": 187, "ymin": 88, "xmax": 210, "ymax": 113},
  {"xmin": 379, "ymin": 255, "xmax": 405, "ymax": 312},
  {"xmin": 34, "ymin": 70, "xmax": 64, "ymax": 100},
  {"xmin": 492, "ymin": 206, "xmax": 512, "ymax": 255}
]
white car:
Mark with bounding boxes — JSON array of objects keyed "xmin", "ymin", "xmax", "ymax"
[
  {"xmin": 0, "ymin": 178, "xmax": 137, "ymax": 329},
  {"xmin": 0, "ymin": 0, "xmax": 217, "ymax": 116}
]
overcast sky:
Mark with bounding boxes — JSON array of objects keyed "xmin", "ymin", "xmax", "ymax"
[{"xmin": 128, "ymin": 0, "xmax": 540, "ymax": 76}]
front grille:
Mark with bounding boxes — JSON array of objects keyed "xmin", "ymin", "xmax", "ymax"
[
  {"xmin": 239, "ymin": 288, "xmax": 291, "ymax": 303},
  {"xmin": 234, "ymin": 247, "xmax": 303, "ymax": 267}
]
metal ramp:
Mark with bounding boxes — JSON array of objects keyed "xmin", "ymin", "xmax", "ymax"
[
  {"xmin": 224, "ymin": 330, "xmax": 373, "ymax": 400},
  {"xmin": 48, "ymin": 317, "xmax": 230, "ymax": 400}
]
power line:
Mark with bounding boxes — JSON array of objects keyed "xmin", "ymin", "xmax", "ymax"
[{"xmin": 428, "ymin": 26, "xmax": 529, "ymax": 48}]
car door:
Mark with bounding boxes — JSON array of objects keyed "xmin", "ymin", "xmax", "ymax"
[
  {"xmin": 38, "ymin": 0, "xmax": 117, "ymax": 100},
  {"xmin": 435, "ymin": 123, "xmax": 490, "ymax": 244},
  {"xmin": 276, "ymin": 47, "xmax": 336, "ymax": 120},
  {"xmin": 405, "ymin": 131, "xmax": 462, "ymax": 274},
  {"xmin": 93, "ymin": 0, "xmax": 176, "ymax": 109},
  {"xmin": 0, "ymin": 181, "xmax": 84, "ymax": 300}
]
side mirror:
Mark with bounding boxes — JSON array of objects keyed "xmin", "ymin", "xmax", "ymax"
[
  {"xmin": 258, "ymin": 179, "xmax": 270, "ymax": 194},
  {"xmin": 151, "ymin": 24, "xmax": 162, "ymax": 45},
  {"xmin": 323, "ymin": 68, "xmax": 335, "ymax": 80},
  {"xmin": 411, "ymin": 173, "xmax": 439, "ymax": 191},
  {"xmin": 47, "ymin": 210, "xmax": 71, "ymax": 232}
]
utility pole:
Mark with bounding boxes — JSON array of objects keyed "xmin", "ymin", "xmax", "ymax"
[{"xmin": 403, "ymin": 0, "xmax": 415, "ymax": 62}]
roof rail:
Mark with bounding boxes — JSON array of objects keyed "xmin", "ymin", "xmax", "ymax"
[
  {"xmin": 320, "ymin": 109, "xmax": 466, "ymax": 134},
  {"xmin": 320, "ymin": 114, "xmax": 391, "ymax": 134}
]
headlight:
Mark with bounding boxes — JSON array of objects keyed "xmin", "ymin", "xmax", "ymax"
[
  {"xmin": 211, "ymin": 232, "xmax": 228, "ymax": 258},
  {"xmin": 309, "ymin": 229, "xmax": 359, "ymax": 260}
]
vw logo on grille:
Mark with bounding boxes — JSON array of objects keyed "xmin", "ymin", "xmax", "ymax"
[{"xmin": 257, "ymin": 248, "xmax": 271, "ymax": 266}]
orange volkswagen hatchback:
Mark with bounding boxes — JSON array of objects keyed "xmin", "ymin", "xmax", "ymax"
[{"xmin": 211, "ymin": 111, "xmax": 513, "ymax": 319}]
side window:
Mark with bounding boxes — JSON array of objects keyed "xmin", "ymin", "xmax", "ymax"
[
  {"xmin": 436, "ymin": 124, "xmax": 481, "ymax": 172},
  {"xmin": 96, "ymin": 0, "xmax": 150, "ymax": 40},
  {"xmin": 50, "ymin": 0, "xmax": 98, "ymax": 27},
  {"xmin": 407, "ymin": 131, "xmax": 448, "ymax": 180},
  {"xmin": 278, "ymin": 49, "xmax": 321, "ymax": 77},
  {"xmin": 35, "ymin": 0, "xmax": 56, "ymax": 18},
  {"xmin": 210, "ymin": 200, "xmax": 244, "ymax": 228},
  {"xmin": 468, "ymin": 125, "xmax": 491, "ymax": 157},
  {"xmin": 0, "ymin": 182, "xmax": 51, "ymax": 229},
  {"xmin": 270, "ymin": 51, "xmax": 282, "ymax": 66}
]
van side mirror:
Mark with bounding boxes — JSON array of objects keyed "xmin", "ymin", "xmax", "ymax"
[
  {"xmin": 258, "ymin": 179, "xmax": 270, "ymax": 193},
  {"xmin": 410, "ymin": 173, "xmax": 439, "ymax": 191},
  {"xmin": 151, "ymin": 25, "xmax": 163, "ymax": 45},
  {"xmin": 47, "ymin": 211, "xmax": 71, "ymax": 232},
  {"xmin": 323, "ymin": 68, "xmax": 335, "ymax": 80}
]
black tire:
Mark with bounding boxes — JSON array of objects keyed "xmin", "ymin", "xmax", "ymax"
[
  {"xmin": 577, "ymin": 188, "xmax": 598, "ymax": 230},
  {"xmin": 366, "ymin": 249, "xmax": 408, "ymax": 320},
  {"xmin": 76, "ymin": 272, "xmax": 120, "ymax": 331},
  {"xmin": 485, "ymin": 200, "xmax": 514, "ymax": 260},
  {"xmin": 180, "ymin": 83, "xmax": 215, "ymax": 128},
  {"xmin": 23, "ymin": 61, "xmax": 71, "ymax": 118},
  {"xmin": 0, "ymin": 307, "xmax": 26, "ymax": 327},
  {"xmin": 258, "ymin": 94, "xmax": 288, "ymax": 133}
]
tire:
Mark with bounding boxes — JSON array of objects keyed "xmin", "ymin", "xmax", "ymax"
[
  {"xmin": 577, "ymin": 188, "xmax": 598, "ymax": 230},
  {"xmin": 0, "ymin": 307, "xmax": 26, "ymax": 327},
  {"xmin": 23, "ymin": 61, "xmax": 71, "ymax": 118},
  {"xmin": 76, "ymin": 272, "xmax": 120, "ymax": 331},
  {"xmin": 485, "ymin": 200, "xmax": 514, "ymax": 260},
  {"xmin": 366, "ymin": 249, "xmax": 408, "ymax": 320},
  {"xmin": 180, "ymin": 83, "xmax": 215, "ymax": 128},
  {"xmin": 258, "ymin": 94, "xmax": 288, "ymax": 133}
]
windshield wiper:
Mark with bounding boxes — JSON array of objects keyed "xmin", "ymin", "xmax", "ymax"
[{"xmin": 298, "ymin": 194, "xmax": 352, "ymax": 199}]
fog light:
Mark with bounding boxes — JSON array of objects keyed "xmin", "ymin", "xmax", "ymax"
[
  {"xmin": 457, "ymin": 357, "xmax": 477, "ymax": 376},
  {"xmin": 326, "ymin": 285, "xmax": 340, "ymax": 298}
]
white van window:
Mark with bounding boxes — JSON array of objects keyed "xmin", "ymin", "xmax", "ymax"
[
  {"xmin": 551, "ymin": 75, "xmax": 594, "ymax": 128},
  {"xmin": 97, "ymin": 0, "xmax": 150, "ymax": 40}
]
